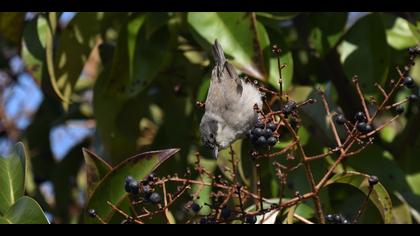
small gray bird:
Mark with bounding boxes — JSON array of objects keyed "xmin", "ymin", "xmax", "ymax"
[{"xmin": 200, "ymin": 40, "xmax": 263, "ymax": 158}]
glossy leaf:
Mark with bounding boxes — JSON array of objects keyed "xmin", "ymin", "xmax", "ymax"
[
  {"xmin": 338, "ymin": 13, "xmax": 390, "ymax": 96},
  {"xmin": 325, "ymin": 171, "xmax": 393, "ymax": 224},
  {"xmin": 54, "ymin": 13, "xmax": 102, "ymax": 107},
  {"xmin": 0, "ymin": 143, "xmax": 27, "ymax": 214},
  {"xmin": 407, "ymin": 21, "xmax": 420, "ymax": 42},
  {"xmin": 1, "ymin": 196, "xmax": 49, "ymax": 224},
  {"xmin": 308, "ymin": 12, "xmax": 348, "ymax": 56},
  {"xmin": 85, "ymin": 148, "xmax": 179, "ymax": 224},
  {"xmin": 188, "ymin": 12, "xmax": 270, "ymax": 80},
  {"xmin": 94, "ymin": 14, "xmax": 173, "ymax": 163},
  {"xmin": 286, "ymin": 205, "xmax": 296, "ymax": 224},
  {"xmin": 45, "ymin": 12, "xmax": 68, "ymax": 103},
  {"xmin": 21, "ymin": 16, "xmax": 48, "ymax": 83},
  {"xmin": 384, "ymin": 15, "xmax": 419, "ymax": 50},
  {"xmin": 256, "ymin": 12, "xmax": 300, "ymax": 21},
  {"xmin": 83, "ymin": 148, "xmax": 112, "ymax": 198}
]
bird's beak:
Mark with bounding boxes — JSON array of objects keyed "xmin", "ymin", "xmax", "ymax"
[{"xmin": 212, "ymin": 146, "xmax": 219, "ymax": 159}]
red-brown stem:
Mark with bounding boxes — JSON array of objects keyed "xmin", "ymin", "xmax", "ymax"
[
  {"xmin": 280, "ymin": 115, "xmax": 325, "ymax": 223},
  {"xmin": 315, "ymin": 139, "xmax": 356, "ymax": 190},
  {"xmin": 353, "ymin": 76, "xmax": 371, "ymax": 121},
  {"xmin": 385, "ymin": 98, "xmax": 408, "ymax": 110},
  {"xmin": 370, "ymin": 67, "xmax": 405, "ymax": 121},
  {"xmin": 258, "ymin": 140, "xmax": 297, "ymax": 159},
  {"xmin": 360, "ymin": 115, "xmax": 400, "ymax": 138},
  {"xmin": 276, "ymin": 50, "xmax": 283, "ymax": 101},
  {"xmin": 319, "ymin": 92, "xmax": 343, "ymax": 150},
  {"xmin": 352, "ymin": 185, "xmax": 374, "ymax": 224},
  {"xmin": 136, "ymin": 183, "xmax": 190, "ymax": 219},
  {"xmin": 307, "ymin": 147, "xmax": 341, "ymax": 161},
  {"xmin": 107, "ymin": 201, "xmax": 144, "ymax": 224},
  {"xmin": 374, "ymin": 83, "xmax": 388, "ymax": 98}
]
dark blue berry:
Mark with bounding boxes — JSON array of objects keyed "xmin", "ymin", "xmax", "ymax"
[
  {"xmin": 335, "ymin": 114, "xmax": 346, "ymax": 125},
  {"xmin": 256, "ymin": 136, "xmax": 267, "ymax": 146},
  {"xmin": 368, "ymin": 175, "xmax": 379, "ymax": 186},
  {"xmin": 245, "ymin": 215, "xmax": 257, "ymax": 224},
  {"xmin": 221, "ymin": 207, "xmax": 231, "ymax": 220},
  {"xmin": 263, "ymin": 128, "xmax": 273, "ymax": 138},
  {"xmin": 283, "ymin": 100, "xmax": 297, "ymax": 115},
  {"xmin": 87, "ymin": 209, "xmax": 96, "ymax": 218},
  {"xmin": 125, "ymin": 176, "xmax": 134, "ymax": 192},
  {"xmin": 334, "ymin": 214, "xmax": 343, "ymax": 223},
  {"xmin": 252, "ymin": 128, "xmax": 264, "ymax": 137},
  {"xmin": 191, "ymin": 203, "xmax": 201, "ymax": 213},
  {"xmin": 408, "ymin": 47, "xmax": 417, "ymax": 55},
  {"xmin": 357, "ymin": 122, "xmax": 373, "ymax": 134},
  {"xmin": 325, "ymin": 214, "xmax": 335, "ymax": 222},
  {"xmin": 357, "ymin": 122, "xmax": 367, "ymax": 132},
  {"xmin": 142, "ymin": 185, "xmax": 152, "ymax": 194},
  {"xmin": 355, "ymin": 112, "xmax": 366, "ymax": 122},
  {"xmin": 403, "ymin": 76, "xmax": 415, "ymax": 88},
  {"xmin": 267, "ymin": 122, "xmax": 277, "ymax": 132},
  {"xmin": 199, "ymin": 218, "xmax": 207, "ymax": 224},
  {"xmin": 395, "ymin": 105, "xmax": 404, "ymax": 115},
  {"xmin": 364, "ymin": 124, "xmax": 373, "ymax": 134},
  {"xmin": 147, "ymin": 172, "xmax": 156, "ymax": 182},
  {"xmin": 147, "ymin": 192, "xmax": 161, "ymax": 204},
  {"xmin": 267, "ymin": 136, "xmax": 278, "ymax": 146},
  {"xmin": 408, "ymin": 94, "xmax": 418, "ymax": 102},
  {"xmin": 128, "ymin": 180, "xmax": 140, "ymax": 195},
  {"xmin": 207, "ymin": 218, "xmax": 217, "ymax": 224}
]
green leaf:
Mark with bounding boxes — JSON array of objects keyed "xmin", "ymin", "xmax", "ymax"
[
  {"xmin": 408, "ymin": 21, "xmax": 420, "ymax": 42},
  {"xmin": 94, "ymin": 14, "xmax": 174, "ymax": 163},
  {"xmin": 21, "ymin": 16, "xmax": 47, "ymax": 83},
  {"xmin": 256, "ymin": 12, "xmax": 300, "ymax": 21},
  {"xmin": 286, "ymin": 205, "xmax": 296, "ymax": 224},
  {"xmin": 83, "ymin": 148, "xmax": 112, "ymax": 198},
  {"xmin": 188, "ymin": 12, "xmax": 270, "ymax": 80},
  {"xmin": 384, "ymin": 15, "xmax": 419, "ymax": 50},
  {"xmin": 45, "ymin": 12, "xmax": 68, "ymax": 103},
  {"xmin": 85, "ymin": 148, "xmax": 179, "ymax": 224},
  {"xmin": 0, "ymin": 12, "xmax": 25, "ymax": 46},
  {"xmin": 0, "ymin": 144, "xmax": 27, "ymax": 214},
  {"xmin": 325, "ymin": 171, "xmax": 393, "ymax": 224},
  {"xmin": 1, "ymin": 196, "xmax": 49, "ymax": 224},
  {"xmin": 54, "ymin": 13, "xmax": 102, "ymax": 107},
  {"xmin": 392, "ymin": 192, "xmax": 413, "ymax": 224},
  {"xmin": 308, "ymin": 13, "xmax": 348, "ymax": 56},
  {"xmin": 338, "ymin": 13, "xmax": 390, "ymax": 96},
  {"xmin": 165, "ymin": 210, "xmax": 176, "ymax": 224}
]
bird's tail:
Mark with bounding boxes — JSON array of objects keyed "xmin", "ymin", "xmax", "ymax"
[{"xmin": 212, "ymin": 39, "xmax": 227, "ymax": 66}]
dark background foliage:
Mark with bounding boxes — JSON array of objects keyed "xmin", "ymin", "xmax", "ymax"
[{"xmin": 0, "ymin": 12, "xmax": 419, "ymax": 224}]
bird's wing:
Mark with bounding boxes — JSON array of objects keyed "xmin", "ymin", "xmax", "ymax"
[{"xmin": 211, "ymin": 39, "xmax": 242, "ymax": 91}]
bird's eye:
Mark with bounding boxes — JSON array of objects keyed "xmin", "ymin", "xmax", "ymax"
[{"xmin": 210, "ymin": 133, "xmax": 214, "ymax": 139}]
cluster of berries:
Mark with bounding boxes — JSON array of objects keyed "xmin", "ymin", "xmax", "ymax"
[
  {"xmin": 124, "ymin": 173, "xmax": 161, "ymax": 204},
  {"xmin": 408, "ymin": 46, "xmax": 420, "ymax": 56},
  {"xmin": 249, "ymin": 120, "xmax": 278, "ymax": 147},
  {"xmin": 334, "ymin": 111, "xmax": 374, "ymax": 134},
  {"xmin": 325, "ymin": 214, "xmax": 350, "ymax": 224}
]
